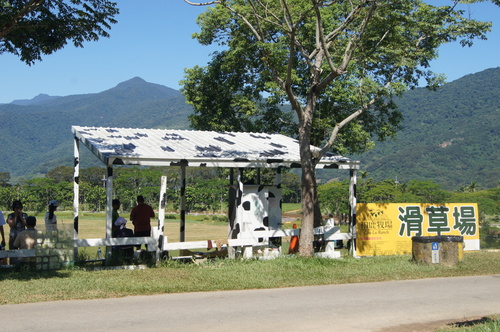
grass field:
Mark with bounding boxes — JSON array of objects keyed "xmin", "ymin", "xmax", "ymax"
[
  {"xmin": 2, "ymin": 210, "xmax": 500, "ymax": 331},
  {"xmin": 4, "ymin": 208, "xmax": 499, "ymax": 330},
  {"xmin": 1, "ymin": 250, "xmax": 499, "ymax": 306}
]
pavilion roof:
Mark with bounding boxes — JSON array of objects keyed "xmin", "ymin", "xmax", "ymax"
[{"xmin": 72, "ymin": 126, "xmax": 359, "ymax": 169}]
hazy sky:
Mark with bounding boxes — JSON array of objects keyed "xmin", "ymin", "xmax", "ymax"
[{"xmin": 1, "ymin": 1, "xmax": 499, "ymax": 103}]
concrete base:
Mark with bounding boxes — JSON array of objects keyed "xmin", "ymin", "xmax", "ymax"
[{"xmin": 314, "ymin": 251, "xmax": 341, "ymax": 259}]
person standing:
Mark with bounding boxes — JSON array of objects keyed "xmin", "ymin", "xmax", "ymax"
[
  {"xmin": 111, "ymin": 199, "xmax": 121, "ymax": 237},
  {"xmin": 45, "ymin": 200, "xmax": 58, "ymax": 231},
  {"xmin": 0, "ymin": 210, "xmax": 6, "ymax": 249},
  {"xmin": 7, "ymin": 200, "xmax": 27, "ymax": 250},
  {"xmin": 7, "ymin": 201, "xmax": 27, "ymax": 265},
  {"xmin": 130, "ymin": 195, "xmax": 155, "ymax": 249}
]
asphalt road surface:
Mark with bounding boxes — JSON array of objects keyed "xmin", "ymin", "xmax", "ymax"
[{"xmin": 2, "ymin": 275, "xmax": 499, "ymax": 331}]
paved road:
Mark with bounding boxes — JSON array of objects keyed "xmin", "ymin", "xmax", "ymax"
[{"xmin": 2, "ymin": 275, "xmax": 500, "ymax": 331}]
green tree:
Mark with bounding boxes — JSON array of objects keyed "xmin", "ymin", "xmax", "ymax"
[
  {"xmin": 183, "ymin": 0, "xmax": 494, "ymax": 256},
  {"xmin": 1, "ymin": 0, "xmax": 119, "ymax": 64},
  {"xmin": 186, "ymin": 178, "xmax": 228, "ymax": 213},
  {"xmin": 0, "ymin": 172, "xmax": 11, "ymax": 187},
  {"xmin": 81, "ymin": 167, "xmax": 106, "ymax": 187},
  {"xmin": 114, "ymin": 167, "xmax": 164, "ymax": 209},
  {"xmin": 46, "ymin": 166, "xmax": 74, "ymax": 184},
  {"xmin": 360, "ymin": 179, "xmax": 399, "ymax": 203},
  {"xmin": 466, "ymin": 182, "xmax": 479, "ymax": 193},
  {"xmin": 449, "ymin": 188, "xmax": 500, "ymax": 216},
  {"xmin": 23, "ymin": 177, "xmax": 56, "ymax": 212},
  {"xmin": 52, "ymin": 181, "xmax": 73, "ymax": 209},
  {"xmin": 318, "ymin": 180, "xmax": 350, "ymax": 219},
  {"xmin": 82, "ymin": 182, "xmax": 106, "ymax": 211},
  {"xmin": 406, "ymin": 180, "xmax": 450, "ymax": 203},
  {"xmin": 282, "ymin": 172, "xmax": 301, "ymax": 203},
  {"xmin": 181, "ymin": 51, "xmax": 296, "ymax": 135},
  {"xmin": 0, "ymin": 186, "xmax": 16, "ymax": 210}
]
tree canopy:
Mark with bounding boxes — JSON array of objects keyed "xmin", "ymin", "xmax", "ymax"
[
  {"xmin": 182, "ymin": 0, "xmax": 496, "ymax": 256},
  {"xmin": 0, "ymin": 0, "xmax": 119, "ymax": 64}
]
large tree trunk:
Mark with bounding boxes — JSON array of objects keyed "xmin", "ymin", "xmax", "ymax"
[
  {"xmin": 299, "ymin": 156, "xmax": 316, "ymax": 256},
  {"xmin": 297, "ymin": 101, "xmax": 317, "ymax": 257}
]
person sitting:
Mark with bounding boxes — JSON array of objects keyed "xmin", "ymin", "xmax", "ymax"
[
  {"xmin": 111, "ymin": 199, "xmax": 121, "ymax": 236},
  {"xmin": 112, "ymin": 217, "xmax": 134, "ymax": 260},
  {"xmin": 13, "ymin": 216, "xmax": 38, "ymax": 267}
]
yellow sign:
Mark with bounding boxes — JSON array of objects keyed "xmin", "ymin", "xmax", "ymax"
[{"xmin": 356, "ymin": 203, "xmax": 479, "ymax": 256}]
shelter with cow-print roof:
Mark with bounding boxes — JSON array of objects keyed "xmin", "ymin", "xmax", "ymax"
[{"xmin": 71, "ymin": 126, "xmax": 359, "ymax": 261}]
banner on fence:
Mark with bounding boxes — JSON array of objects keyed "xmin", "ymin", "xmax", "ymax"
[{"xmin": 356, "ymin": 203, "xmax": 480, "ymax": 256}]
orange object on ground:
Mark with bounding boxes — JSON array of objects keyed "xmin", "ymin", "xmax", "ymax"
[{"xmin": 289, "ymin": 224, "xmax": 299, "ymax": 254}]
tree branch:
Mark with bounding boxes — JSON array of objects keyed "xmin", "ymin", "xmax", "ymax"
[
  {"xmin": 0, "ymin": 0, "xmax": 46, "ymax": 40},
  {"xmin": 183, "ymin": 0, "xmax": 220, "ymax": 6},
  {"xmin": 319, "ymin": 66, "xmax": 397, "ymax": 158},
  {"xmin": 316, "ymin": 0, "xmax": 376, "ymax": 91}
]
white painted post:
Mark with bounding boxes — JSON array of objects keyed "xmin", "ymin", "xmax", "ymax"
[
  {"xmin": 105, "ymin": 167, "xmax": 113, "ymax": 239},
  {"xmin": 158, "ymin": 175, "xmax": 167, "ymax": 260},
  {"xmin": 237, "ymin": 168, "xmax": 251, "ymax": 258},
  {"xmin": 349, "ymin": 169, "xmax": 358, "ymax": 257},
  {"xmin": 180, "ymin": 166, "xmax": 186, "ymax": 243},
  {"xmin": 73, "ymin": 137, "xmax": 80, "ymax": 260},
  {"xmin": 105, "ymin": 166, "xmax": 113, "ymax": 259},
  {"xmin": 159, "ymin": 175, "xmax": 167, "ymax": 235},
  {"xmin": 243, "ymin": 246, "xmax": 253, "ymax": 258},
  {"xmin": 274, "ymin": 167, "xmax": 282, "ymax": 252},
  {"xmin": 228, "ymin": 169, "xmax": 236, "ymax": 259}
]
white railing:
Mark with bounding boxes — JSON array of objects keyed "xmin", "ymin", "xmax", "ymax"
[{"xmin": 1, "ymin": 226, "xmax": 352, "ymax": 268}]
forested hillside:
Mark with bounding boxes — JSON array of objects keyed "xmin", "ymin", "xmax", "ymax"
[
  {"xmin": 0, "ymin": 68, "xmax": 498, "ymax": 190},
  {"xmin": 346, "ymin": 67, "xmax": 500, "ymax": 190},
  {"xmin": 0, "ymin": 77, "xmax": 193, "ymax": 179}
]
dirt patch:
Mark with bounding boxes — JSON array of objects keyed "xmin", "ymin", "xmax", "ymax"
[
  {"xmin": 282, "ymin": 210, "xmax": 302, "ymax": 224},
  {"xmin": 380, "ymin": 316, "xmax": 493, "ymax": 332}
]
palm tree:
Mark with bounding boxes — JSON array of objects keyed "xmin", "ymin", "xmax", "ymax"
[{"xmin": 466, "ymin": 182, "xmax": 479, "ymax": 193}]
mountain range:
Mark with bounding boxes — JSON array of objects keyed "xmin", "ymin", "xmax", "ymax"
[
  {"xmin": 0, "ymin": 77, "xmax": 191, "ymax": 178},
  {"xmin": 0, "ymin": 69, "xmax": 498, "ymax": 189},
  {"xmin": 350, "ymin": 67, "xmax": 499, "ymax": 190}
]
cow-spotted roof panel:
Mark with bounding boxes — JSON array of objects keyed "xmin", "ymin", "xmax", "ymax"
[{"xmin": 72, "ymin": 126, "xmax": 359, "ymax": 169}]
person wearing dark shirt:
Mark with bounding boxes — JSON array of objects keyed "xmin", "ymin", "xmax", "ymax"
[
  {"xmin": 111, "ymin": 199, "xmax": 121, "ymax": 236},
  {"xmin": 112, "ymin": 217, "xmax": 134, "ymax": 258},
  {"xmin": 130, "ymin": 195, "xmax": 155, "ymax": 250},
  {"xmin": 7, "ymin": 200, "xmax": 27, "ymax": 250}
]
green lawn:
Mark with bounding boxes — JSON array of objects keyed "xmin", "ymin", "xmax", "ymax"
[
  {"xmin": 1, "ymin": 250, "xmax": 499, "ymax": 305},
  {"xmin": 3, "ymin": 209, "xmax": 498, "ymax": 319}
]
